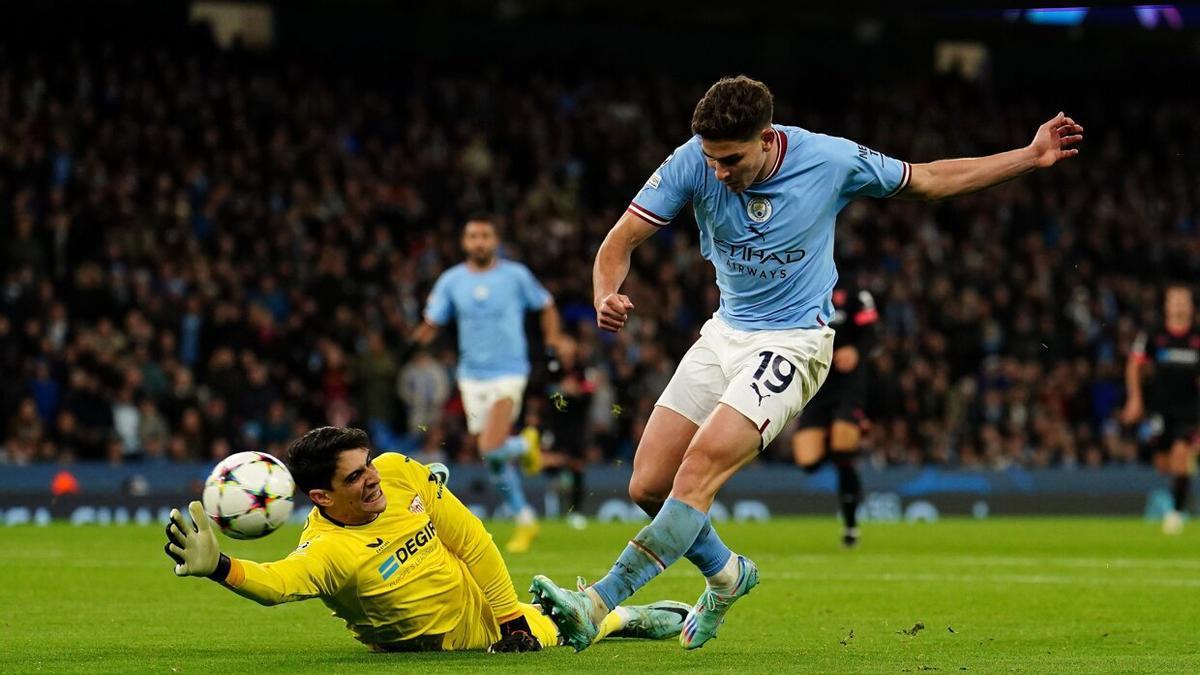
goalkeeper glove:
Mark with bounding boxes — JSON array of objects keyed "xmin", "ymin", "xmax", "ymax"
[
  {"xmin": 489, "ymin": 615, "xmax": 543, "ymax": 653},
  {"xmin": 164, "ymin": 501, "xmax": 228, "ymax": 579}
]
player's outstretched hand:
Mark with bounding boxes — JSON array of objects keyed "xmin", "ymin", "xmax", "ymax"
[
  {"xmin": 1029, "ymin": 112, "xmax": 1084, "ymax": 168},
  {"xmin": 165, "ymin": 501, "xmax": 221, "ymax": 577},
  {"xmin": 489, "ymin": 631, "xmax": 542, "ymax": 653},
  {"xmin": 596, "ymin": 293, "xmax": 634, "ymax": 332},
  {"xmin": 489, "ymin": 615, "xmax": 544, "ymax": 653}
]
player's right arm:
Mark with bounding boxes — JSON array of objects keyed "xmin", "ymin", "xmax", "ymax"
[
  {"xmin": 595, "ymin": 142, "xmax": 699, "ymax": 332},
  {"xmin": 411, "ymin": 321, "xmax": 439, "ymax": 346},
  {"xmin": 1121, "ymin": 331, "xmax": 1149, "ymax": 424},
  {"xmin": 165, "ymin": 502, "xmax": 342, "ymax": 606},
  {"xmin": 410, "ymin": 270, "xmax": 455, "ymax": 347},
  {"xmin": 593, "ymin": 211, "xmax": 658, "ymax": 332}
]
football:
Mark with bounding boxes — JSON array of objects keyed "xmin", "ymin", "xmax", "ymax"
[{"xmin": 202, "ymin": 452, "xmax": 296, "ymax": 540}]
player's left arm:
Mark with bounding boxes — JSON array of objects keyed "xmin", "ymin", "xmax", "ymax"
[
  {"xmin": 519, "ymin": 265, "xmax": 564, "ymax": 351},
  {"xmin": 901, "ymin": 113, "xmax": 1084, "ymax": 201},
  {"xmin": 165, "ymin": 502, "xmax": 342, "ymax": 606},
  {"xmin": 540, "ymin": 302, "xmax": 564, "ymax": 353}
]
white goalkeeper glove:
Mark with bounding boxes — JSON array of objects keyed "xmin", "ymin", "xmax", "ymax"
[{"xmin": 164, "ymin": 501, "xmax": 223, "ymax": 578}]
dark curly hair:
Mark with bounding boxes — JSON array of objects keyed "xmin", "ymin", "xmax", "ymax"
[
  {"xmin": 690, "ymin": 75, "xmax": 774, "ymax": 141},
  {"xmin": 286, "ymin": 426, "xmax": 371, "ymax": 493}
]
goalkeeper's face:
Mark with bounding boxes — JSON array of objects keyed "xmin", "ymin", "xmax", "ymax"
[{"xmin": 316, "ymin": 448, "xmax": 387, "ymax": 524}]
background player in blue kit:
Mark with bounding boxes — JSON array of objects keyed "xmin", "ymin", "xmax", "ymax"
[
  {"xmin": 531, "ymin": 75, "xmax": 1084, "ymax": 651},
  {"xmin": 415, "ymin": 216, "xmax": 565, "ymax": 553}
]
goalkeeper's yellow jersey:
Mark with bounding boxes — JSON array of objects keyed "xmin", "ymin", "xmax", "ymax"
[{"xmin": 219, "ymin": 452, "xmax": 548, "ymax": 650}]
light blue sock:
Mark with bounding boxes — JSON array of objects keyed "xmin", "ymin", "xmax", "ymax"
[
  {"xmin": 591, "ymin": 498, "xmax": 706, "ymax": 610},
  {"xmin": 484, "ymin": 436, "xmax": 527, "ymax": 462},
  {"xmin": 683, "ymin": 517, "xmax": 733, "ymax": 577},
  {"xmin": 485, "ymin": 455, "xmax": 530, "ymax": 516}
]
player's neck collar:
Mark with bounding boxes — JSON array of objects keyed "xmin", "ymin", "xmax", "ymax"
[
  {"xmin": 466, "ymin": 258, "xmax": 500, "ymax": 273},
  {"xmin": 318, "ymin": 506, "xmax": 381, "ymax": 528},
  {"xmin": 752, "ymin": 127, "xmax": 787, "ymax": 185}
]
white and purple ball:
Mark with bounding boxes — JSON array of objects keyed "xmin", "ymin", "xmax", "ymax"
[{"xmin": 202, "ymin": 451, "xmax": 295, "ymax": 540}]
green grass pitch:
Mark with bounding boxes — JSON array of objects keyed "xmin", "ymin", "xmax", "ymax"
[{"xmin": 3, "ymin": 517, "xmax": 1200, "ymax": 673}]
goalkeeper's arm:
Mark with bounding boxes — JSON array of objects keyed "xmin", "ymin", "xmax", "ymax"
[
  {"xmin": 164, "ymin": 502, "xmax": 333, "ymax": 606},
  {"xmin": 488, "ymin": 614, "xmax": 543, "ymax": 653},
  {"xmin": 417, "ymin": 468, "xmax": 524, "ymax": 627}
]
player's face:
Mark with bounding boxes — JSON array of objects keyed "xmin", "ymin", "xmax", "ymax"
[
  {"xmin": 1165, "ymin": 288, "xmax": 1194, "ymax": 327},
  {"xmin": 317, "ymin": 448, "xmax": 386, "ymax": 524},
  {"xmin": 462, "ymin": 221, "xmax": 499, "ymax": 266},
  {"xmin": 700, "ymin": 128, "xmax": 774, "ymax": 193}
]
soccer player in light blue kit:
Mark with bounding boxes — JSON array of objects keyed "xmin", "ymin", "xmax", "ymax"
[
  {"xmin": 415, "ymin": 215, "xmax": 564, "ymax": 554},
  {"xmin": 532, "ymin": 76, "xmax": 1084, "ymax": 651}
]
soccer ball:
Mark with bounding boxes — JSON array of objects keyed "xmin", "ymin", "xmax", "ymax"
[{"xmin": 202, "ymin": 451, "xmax": 295, "ymax": 540}]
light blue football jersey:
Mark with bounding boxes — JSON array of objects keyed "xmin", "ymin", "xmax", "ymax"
[
  {"xmin": 424, "ymin": 260, "xmax": 551, "ymax": 380},
  {"xmin": 628, "ymin": 125, "xmax": 910, "ymax": 330}
]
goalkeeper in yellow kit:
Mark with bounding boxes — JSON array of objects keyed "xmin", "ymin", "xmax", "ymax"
[{"xmin": 164, "ymin": 426, "xmax": 688, "ymax": 652}]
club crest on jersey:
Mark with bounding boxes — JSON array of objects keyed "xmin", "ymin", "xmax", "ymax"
[
  {"xmin": 409, "ymin": 495, "xmax": 425, "ymax": 513},
  {"xmin": 746, "ymin": 197, "xmax": 772, "ymax": 223},
  {"xmin": 472, "ymin": 285, "xmax": 489, "ymax": 301}
]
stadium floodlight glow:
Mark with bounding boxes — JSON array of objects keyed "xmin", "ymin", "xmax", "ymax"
[
  {"xmin": 1134, "ymin": 5, "xmax": 1183, "ymax": 29},
  {"xmin": 1025, "ymin": 7, "xmax": 1090, "ymax": 25}
]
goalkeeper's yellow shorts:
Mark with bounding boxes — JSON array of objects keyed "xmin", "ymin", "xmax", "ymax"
[{"xmin": 370, "ymin": 603, "xmax": 558, "ymax": 652}]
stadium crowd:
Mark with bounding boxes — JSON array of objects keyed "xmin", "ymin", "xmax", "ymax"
[{"xmin": 2, "ymin": 42, "xmax": 1196, "ymax": 470}]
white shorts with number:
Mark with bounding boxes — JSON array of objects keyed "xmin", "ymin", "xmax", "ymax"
[
  {"xmin": 656, "ymin": 316, "xmax": 835, "ymax": 447},
  {"xmin": 458, "ymin": 375, "xmax": 528, "ymax": 435}
]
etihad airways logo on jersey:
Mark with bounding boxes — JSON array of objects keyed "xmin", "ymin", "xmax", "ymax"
[
  {"xmin": 713, "ymin": 239, "xmax": 806, "ymax": 265},
  {"xmin": 377, "ymin": 521, "xmax": 437, "ymax": 581},
  {"xmin": 713, "ymin": 238, "xmax": 805, "ymax": 280}
]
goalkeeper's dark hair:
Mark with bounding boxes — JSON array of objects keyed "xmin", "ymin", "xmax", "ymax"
[
  {"xmin": 690, "ymin": 75, "xmax": 774, "ymax": 141},
  {"xmin": 286, "ymin": 426, "xmax": 371, "ymax": 493}
]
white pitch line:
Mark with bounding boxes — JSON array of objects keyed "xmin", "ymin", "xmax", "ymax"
[
  {"xmin": 764, "ymin": 570, "xmax": 1200, "ymax": 588},
  {"xmin": 505, "ymin": 550, "xmax": 1200, "ymax": 572},
  {"xmin": 751, "ymin": 553, "xmax": 1200, "ymax": 571}
]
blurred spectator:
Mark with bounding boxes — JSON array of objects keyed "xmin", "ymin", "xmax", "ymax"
[{"xmin": 399, "ymin": 349, "xmax": 452, "ymax": 437}]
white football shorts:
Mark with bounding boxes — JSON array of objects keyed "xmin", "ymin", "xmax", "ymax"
[
  {"xmin": 458, "ymin": 375, "xmax": 528, "ymax": 435},
  {"xmin": 656, "ymin": 316, "xmax": 834, "ymax": 447}
]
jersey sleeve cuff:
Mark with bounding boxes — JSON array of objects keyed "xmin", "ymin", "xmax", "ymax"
[
  {"xmin": 497, "ymin": 610, "xmax": 523, "ymax": 624},
  {"xmin": 217, "ymin": 556, "xmax": 245, "ymax": 586},
  {"xmin": 627, "ymin": 202, "xmax": 673, "ymax": 227},
  {"xmin": 884, "ymin": 161, "xmax": 912, "ymax": 198}
]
